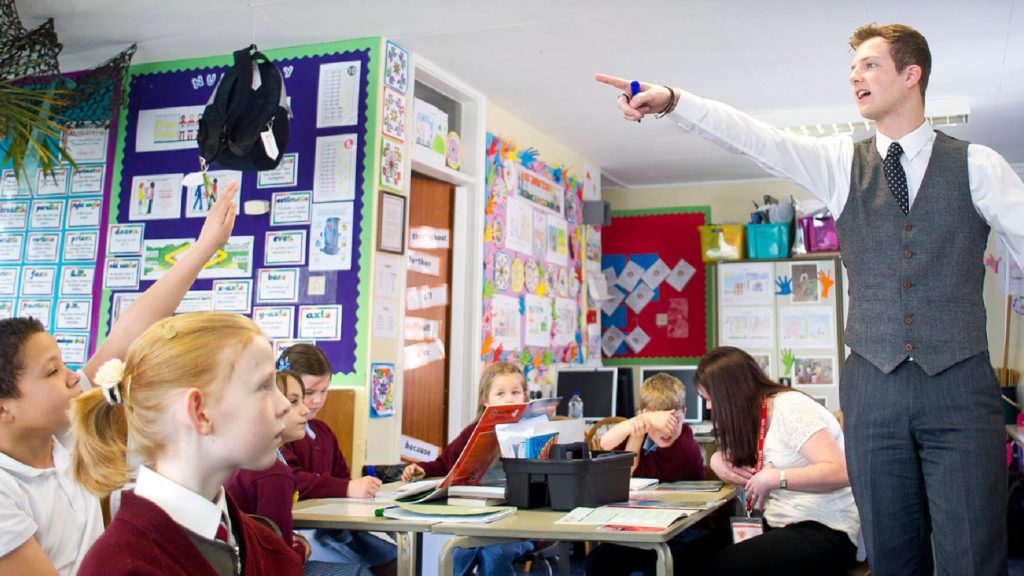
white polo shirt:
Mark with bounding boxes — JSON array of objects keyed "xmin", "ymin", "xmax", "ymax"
[{"xmin": 0, "ymin": 432, "xmax": 104, "ymax": 575}]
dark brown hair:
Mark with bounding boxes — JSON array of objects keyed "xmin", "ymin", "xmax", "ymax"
[
  {"xmin": 276, "ymin": 370, "xmax": 306, "ymax": 397},
  {"xmin": 278, "ymin": 343, "xmax": 332, "ymax": 378},
  {"xmin": 849, "ymin": 23, "xmax": 931, "ymax": 100},
  {"xmin": 0, "ymin": 317, "xmax": 46, "ymax": 399},
  {"xmin": 694, "ymin": 346, "xmax": 792, "ymax": 468}
]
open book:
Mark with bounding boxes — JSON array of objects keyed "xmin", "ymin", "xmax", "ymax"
[{"xmin": 394, "ymin": 397, "xmax": 561, "ymax": 503}]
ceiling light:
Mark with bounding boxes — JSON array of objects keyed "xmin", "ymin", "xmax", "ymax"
[{"xmin": 775, "ymin": 97, "xmax": 971, "ymax": 138}]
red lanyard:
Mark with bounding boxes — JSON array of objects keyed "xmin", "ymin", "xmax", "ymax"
[{"xmin": 747, "ymin": 396, "xmax": 769, "ymax": 515}]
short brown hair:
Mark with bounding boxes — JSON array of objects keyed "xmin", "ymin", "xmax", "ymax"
[
  {"xmin": 278, "ymin": 343, "xmax": 332, "ymax": 378},
  {"xmin": 849, "ymin": 23, "xmax": 931, "ymax": 100},
  {"xmin": 638, "ymin": 372, "xmax": 685, "ymax": 412}
]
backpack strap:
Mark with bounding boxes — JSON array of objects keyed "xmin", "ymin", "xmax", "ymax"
[{"xmin": 222, "ymin": 45, "xmax": 257, "ymax": 133}]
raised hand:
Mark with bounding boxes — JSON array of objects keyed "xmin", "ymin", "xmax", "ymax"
[
  {"xmin": 594, "ymin": 74, "xmax": 677, "ymax": 122},
  {"xmin": 195, "ymin": 180, "xmax": 238, "ymax": 254}
]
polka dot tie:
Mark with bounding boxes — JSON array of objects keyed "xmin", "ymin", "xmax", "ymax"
[{"xmin": 884, "ymin": 141, "xmax": 910, "ymax": 215}]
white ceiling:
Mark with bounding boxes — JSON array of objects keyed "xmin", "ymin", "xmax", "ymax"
[{"xmin": 20, "ymin": 0, "xmax": 1024, "ymax": 187}]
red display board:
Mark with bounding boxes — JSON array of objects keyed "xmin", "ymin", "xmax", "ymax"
[{"xmin": 600, "ymin": 208, "xmax": 712, "ymax": 364}]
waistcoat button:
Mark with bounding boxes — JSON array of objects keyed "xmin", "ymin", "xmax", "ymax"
[
  {"xmin": 905, "ymin": 343, "xmax": 914, "ymax": 352},
  {"xmin": 904, "ymin": 223, "xmax": 913, "ymax": 232},
  {"xmin": 903, "ymin": 280, "xmax": 912, "ymax": 289},
  {"xmin": 904, "ymin": 315, "xmax": 913, "ymax": 325},
  {"xmin": 904, "ymin": 250, "xmax": 913, "ymax": 259}
]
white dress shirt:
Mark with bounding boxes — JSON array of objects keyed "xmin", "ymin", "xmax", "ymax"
[
  {"xmin": 669, "ymin": 91, "xmax": 1024, "ymax": 267},
  {"xmin": 135, "ymin": 465, "xmax": 235, "ymax": 546}
]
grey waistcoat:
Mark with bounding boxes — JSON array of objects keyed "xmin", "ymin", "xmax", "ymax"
[{"xmin": 835, "ymin": 131, "xmax": 989, "ymax": 376}]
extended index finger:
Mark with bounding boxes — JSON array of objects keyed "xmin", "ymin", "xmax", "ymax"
[{"xmin": 595, "ymin": 73, "xmax": 630, "ymax": 91}]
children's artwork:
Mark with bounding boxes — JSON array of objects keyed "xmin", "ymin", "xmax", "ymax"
[
  {"xmin": 616, "ymin": 260, "xmax": 644, "ymax": 292},
  {"xmin": 641, "ymin": 258, "xmax": 671, "ymax": 289},
  {"xmin": 601, "ymin": 325, "xmax": 626, "ymax": 357},
  {"xmin": 313, "ymin": 134, "xmax": 358, "ymax": 202},
  {"xmin": 553, "ymin": 297, "xmax": 577, "ymax": 347},
  {"xmin": 309, "ymin": 201, "xmax": 354, "ymax": 271},
  {"xmin": 625, "ymin": 326, "xmax": 651, "ymax": 353},
  {"xmin": 135, "ymin": 105, "xmax": 204, "ymax": 152},
  {"xmin": 626, "ymin": 282, "xmax": 655, "ymax": 314},
  {"xmin": 779, "ymin": 306, "xmax": 834, "ymax": 350},
  {"xmin": 257, "ymin": 153, "xmax": 298, "ymax": 188},
  {"xmin": 794, "ymin": 356, "xmax": 835, "ymax": 385},
  {"xmin": 720, "ymin": 306, "xmax": 774, "ymax": 350},
  {"xmin": 316, "ymin": 60, "xmax": 361, "ymax": 128},
  {"xmin": 382, "ymin": 86, "xmax": 406, "ymax": 142},
  {"xmin": 184, "ymin": 170, "xmax": 242, "ymax": 218},
  {"xmin": 719, "ymin": 263, "xmax": 773, "ymax": 306},
  {"xmin": 384, "ymin": 41, "xmax": 409, "ymax": 93},
  {"xmin": 791, "ymin": 263, "xmax": 819, "ymax": 303},
  {"xmin": 128, "ymin": 174, "xmax": 183, "ymax": 220},
  {"xmin": 380, "ymin": 137, "xmax": 404, "ymax": 191},
  {"xmin": 545, "ymin": 217, "xmax": 568, "ymax": 266},
  {"xmin": 518, "ymin": 169, "xmax": 563, "ymax": 216},
  {"xmin": 504, "ymin": 196, "xmax": 533, "ymax": 255},
  {"xmin": 489, "ymin": 294, "xmax": 522, "ymax": 351},
  {"xmin": 665, "ymin": 258, "xmax": 697, "ymax": 292},
  {"xmin": 369, "ymin": 363, "xmax": 395, "ymax": 418}
]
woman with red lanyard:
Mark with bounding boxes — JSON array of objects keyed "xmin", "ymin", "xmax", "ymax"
[{"xmin": 693, "ymin": 347, "xmax": 860, "ymax": 576}]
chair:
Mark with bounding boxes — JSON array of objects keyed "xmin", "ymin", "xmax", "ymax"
[{"xmin": 584, "ymin": 416, "xmax": 626, "ymax": 451}]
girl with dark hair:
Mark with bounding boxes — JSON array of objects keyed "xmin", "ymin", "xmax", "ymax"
[{"xmin": 694, "ymin": 347, "xmax": 859, "ymax": 576}]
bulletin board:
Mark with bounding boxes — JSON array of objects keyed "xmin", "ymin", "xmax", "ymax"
[
  {"xmin": 100, "ymin": 39, "xmax": 379, "ymax": 384},
  {"xmin": 600, "ymin": 207, "xmax": 712, "ymax": 365},
  {"xmin": 0, "ymin": 73, "xmax": 119, "ymax": 370},
  {"xmin": 480, "ymin": 133, "xmax": 586, "ymax": 385}
]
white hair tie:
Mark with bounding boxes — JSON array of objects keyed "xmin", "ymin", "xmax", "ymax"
[{"xmin": 94, "ymin": 359, "xmax": 126, "ymax": 406}]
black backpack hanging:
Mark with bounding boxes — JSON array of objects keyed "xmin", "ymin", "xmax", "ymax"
[{"xmin": 197, "ymin": 45, "xmax": 291, "ymax": 171}]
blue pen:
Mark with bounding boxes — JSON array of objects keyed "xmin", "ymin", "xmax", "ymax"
[
  {"xmin": 630, "ymin": 81, "xmax": 641, "ymax": 122},
  {"xmin": 367, "ymin": 465, "xmax": 376, "ymax": 478}
]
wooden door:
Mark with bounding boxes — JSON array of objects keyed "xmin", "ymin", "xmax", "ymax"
[{"xmin": 402, "ymin": 174, "xmax": 455, "ymax": 453}]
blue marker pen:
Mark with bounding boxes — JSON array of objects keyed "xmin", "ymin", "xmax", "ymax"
[
  {"xmin": 366, "ymin": 465, "xmax": 376, "ymax": 478},
  {"xmin": 630, "ymin": 81, "xmax": 641, "ymax": 122}
]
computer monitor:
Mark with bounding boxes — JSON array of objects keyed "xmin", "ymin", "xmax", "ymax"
[
  {"xmin": 638, "ymin": 366, "xmax": 706, "ymax": 423},
  {"xmin": 554, "ymin": 367, "xmax": 617, "ymax": 419}
]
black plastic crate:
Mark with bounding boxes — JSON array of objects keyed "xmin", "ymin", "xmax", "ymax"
[{"xmin": 501, "ymin": 448, "xmax": 633, "ymax": 511}]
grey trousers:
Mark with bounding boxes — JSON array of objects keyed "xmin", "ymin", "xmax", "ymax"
[{"xmin": 840, "ymin": 351, "xmax": 1008, "ymax": 576}]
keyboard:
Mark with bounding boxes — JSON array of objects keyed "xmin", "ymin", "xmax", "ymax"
[{"xmin": 690, "ymin": 421, "xmax": 714, "ymax": 436}]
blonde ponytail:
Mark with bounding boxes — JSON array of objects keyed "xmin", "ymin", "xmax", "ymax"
[{"xmin": 71, "ymin": 387, "xmax": 130, "ymax": 497}]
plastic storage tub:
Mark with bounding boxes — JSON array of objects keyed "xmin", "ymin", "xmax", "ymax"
[
  {"xmin": 745, "ymin": 223, "xmax": 791, "ymax": 259},
  {"xmin": 799, "ymin": 215, "xmax": 840, "ymax": 252},
  {"xmin": 698, "ymin": 224, "xmax": 746, "ymax": 262},
  {"xmin": 502, "ymin": 450, "xmax": 633, "ymax": 510}
]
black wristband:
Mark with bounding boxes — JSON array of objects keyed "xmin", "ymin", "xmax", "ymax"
[{"xmin": 656, "ymin": 85, "xmax": 676, "ymax": 118}]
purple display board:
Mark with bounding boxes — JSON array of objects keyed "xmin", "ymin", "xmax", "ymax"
[{"xmin": 102, "ymin": 41, "xmax": 379, "ymax": 379}]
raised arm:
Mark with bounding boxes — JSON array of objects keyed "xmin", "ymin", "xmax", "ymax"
[
  {"xmin": 83, "ymin": 182, "xmax": 238, "ymax": 381},
  {"xmin": 595, "ymin": 73, "xmax": 850, "ymax": 215}
]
